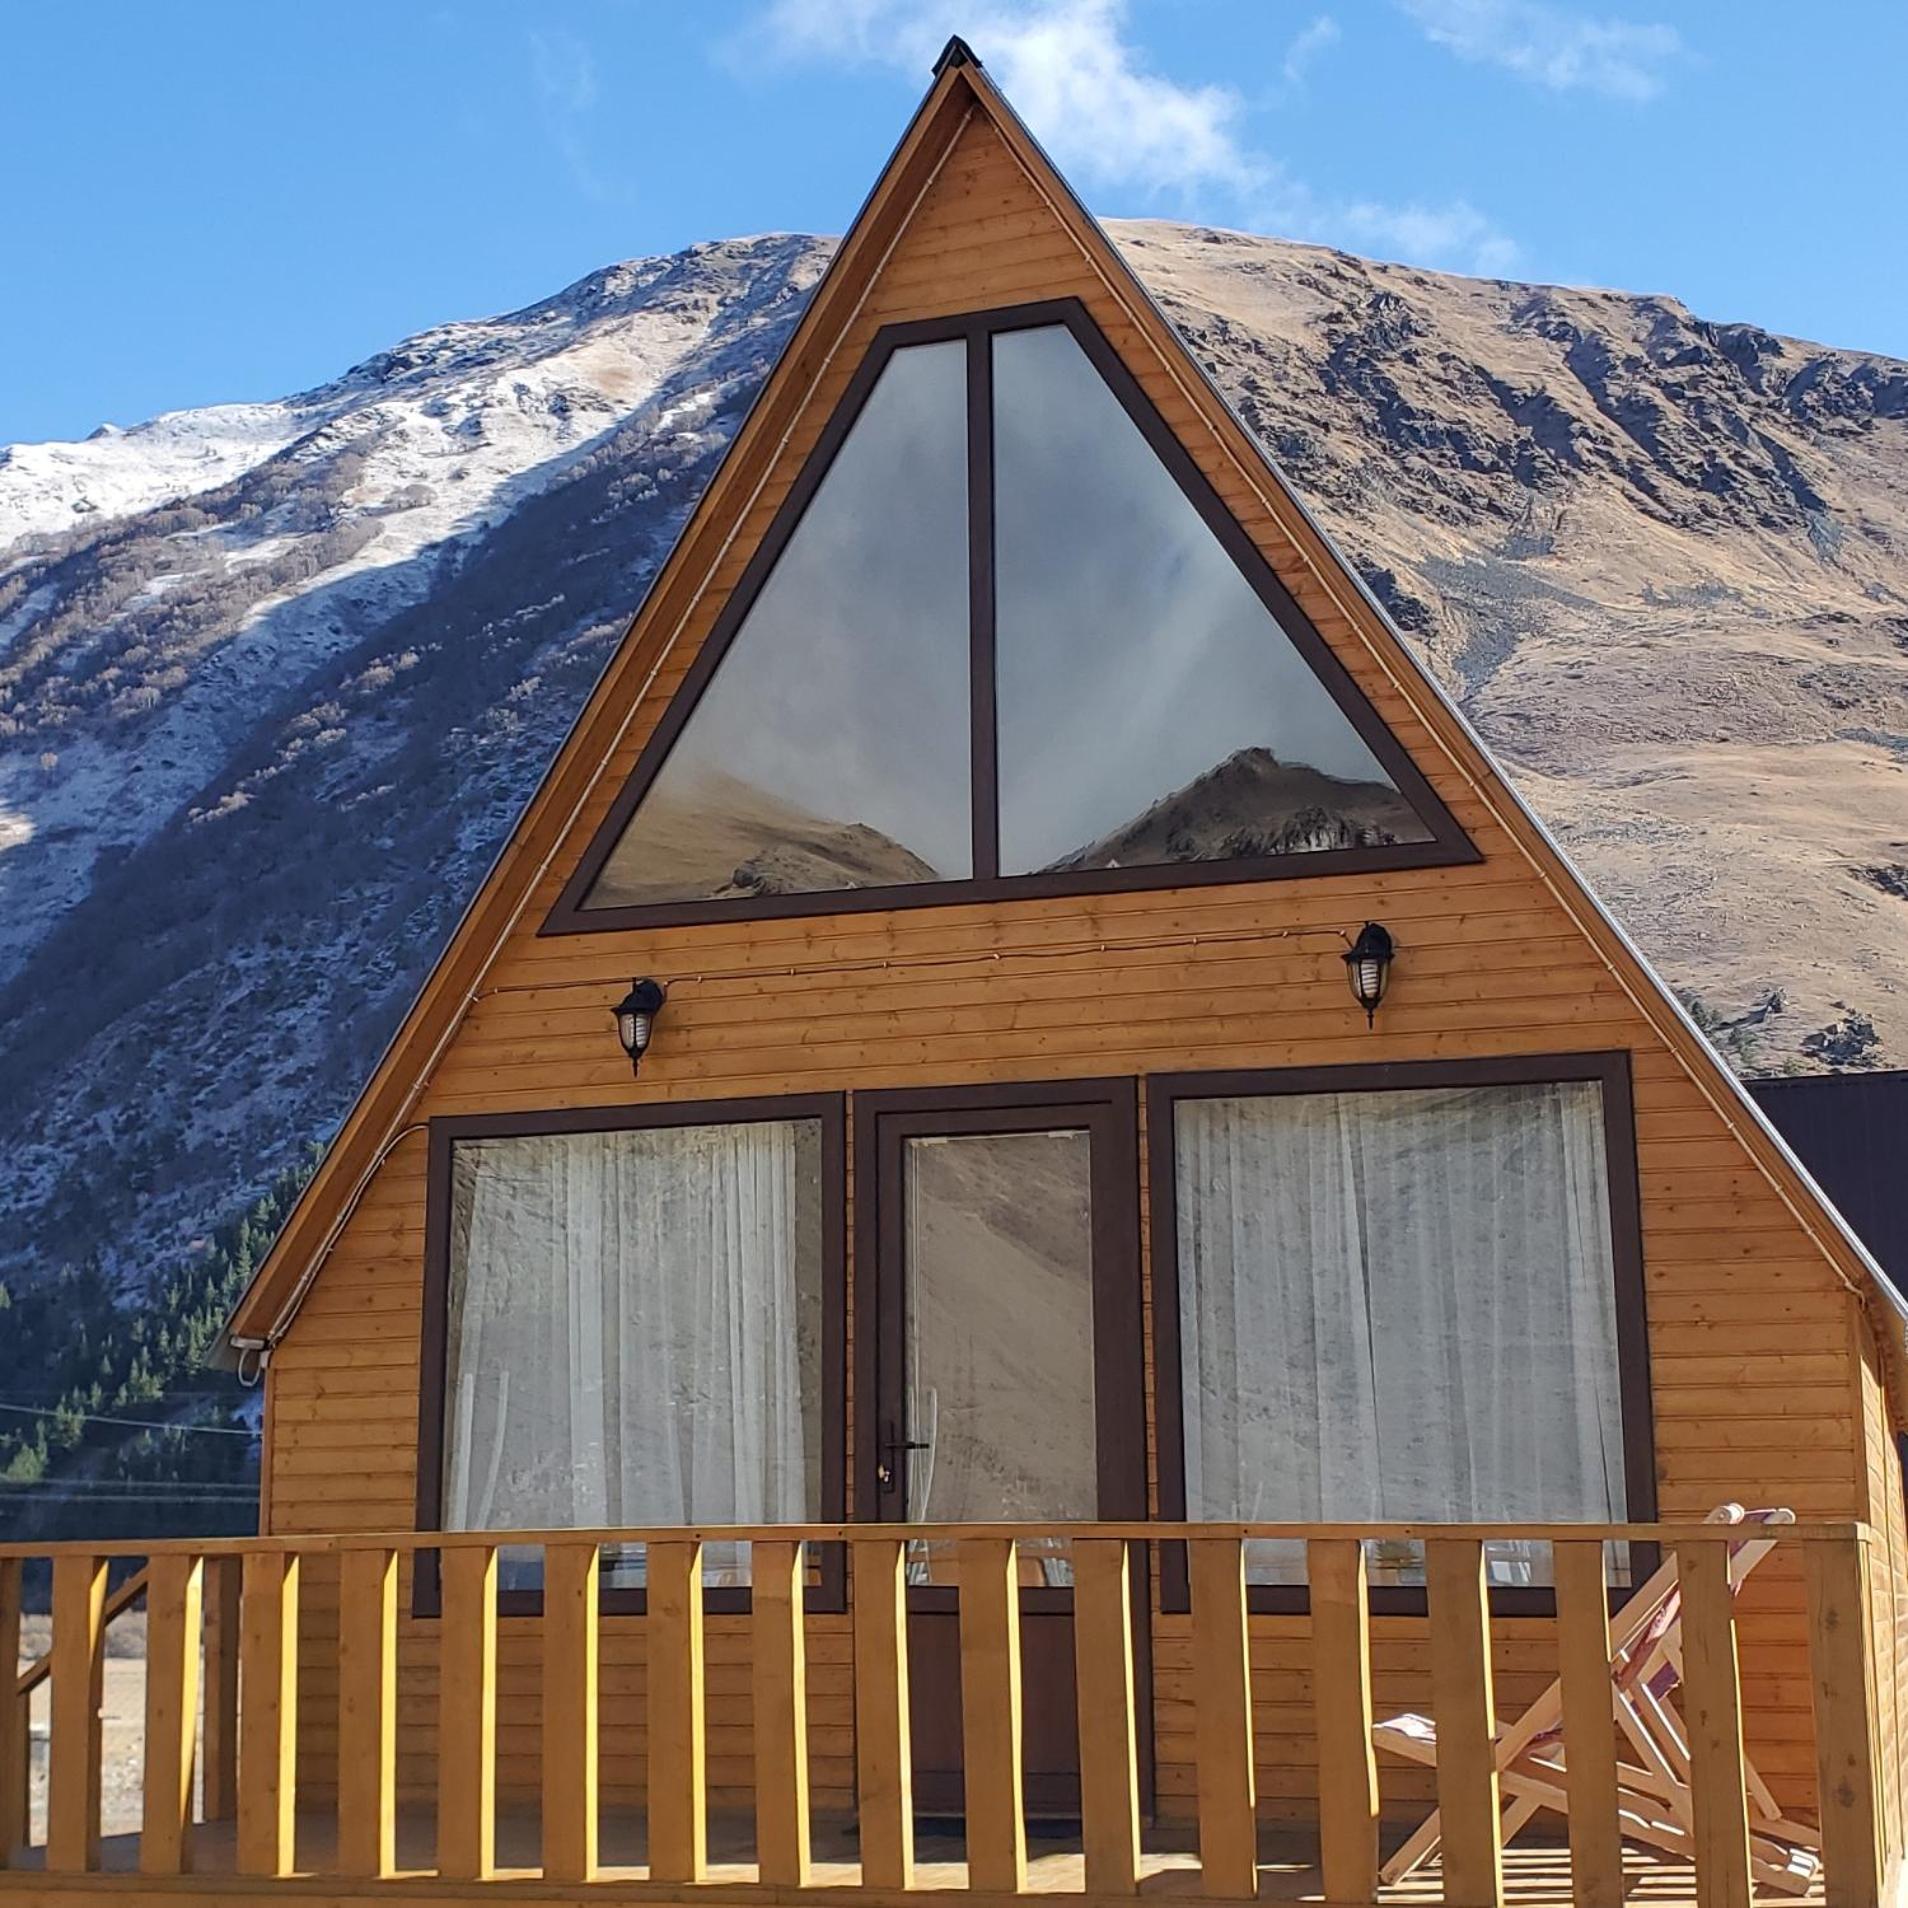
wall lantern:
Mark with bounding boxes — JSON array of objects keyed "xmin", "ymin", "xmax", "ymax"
[
  {"xmin": 612, "ymin": 978, "xmax": 668, "ymax": 1074},
  {"xmin": 1343, "ymin": 923, "xmax": 1395, "ymax": 1026}
]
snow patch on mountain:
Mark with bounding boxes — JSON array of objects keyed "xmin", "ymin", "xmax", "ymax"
[
  {"xmin": 0, "ymin": 237, "xmax": 829, "ymax": 990},
  {"xmin": 0, "ymin": 405, "xmax": 309, "ymax": 549}
]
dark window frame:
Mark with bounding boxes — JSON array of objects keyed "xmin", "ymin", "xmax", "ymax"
[
  {"xmin": 849, "ymin": 1076, "xmax": 1156, "ymax": 1820},
  {"xmin": 414, "ymin": 1093, "xmax": 849, "ymax": 1619},
  {"xmin": 541, "ymin": 297, "xmax": 1478, "ymax": 935},
  {"xmin": 1146, "ymin": 1051, "xmax": 1657, "ymax": 1618},
  {"xmin": 850, "ymin": 1076, "xmax": 1151, "ymax": 1577}
]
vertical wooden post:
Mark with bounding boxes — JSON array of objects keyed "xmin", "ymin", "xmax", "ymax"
[
  {"xmin": 0, "ymin": 1557, "xmax": 25, "ymax": 1869},
  {"xmin": 752, "ymin": 1540, "xmax": 812, "ymax": 1887},
  {"xmin": 853, "ymin": 1536, "xmax": 915, "ymax": 1889},
  {"xmin": 200, "ymin": 1555, "xmax": 242, "ymax": 1825},
  {"xmin": 959, "ymin": 1537, "xmax": 1027, "ymax": 1893},
  {"xmin": 1554, "ymin": 1540, "xmax": 1624, "ymax": 1908},
  {"xmin": 1189, "ymin": 1537, "xmax": 1257, "ymax": 1900},
  {"xmin": 1074, "ymin": 1539, "xmax": 1141, "ymax": 1896},
  {"xmin": 542, "ymin": 1543, "xmax": 599, "ymax": 1883},
  {"xmin": 1425, "ymin": 1539, "xmax": 1504, "ymax": 1908},
  {"xmin": 1806, "ymin": 1533, "xmax": 1885, "ymax": 1908},
  {"xmin": 238, "ymin": 1549, "xmax": 300, "ymax": 1878},
  {"xmin": 1309, "ymin": 1539, "xmax": 1378, "ymax": 1905},
  {"xmin": 1678, "ymin": 1540, "xmax": 1753, "ymax": 1908},
  {"xmin": 140, "ymin": 1553, "xmax": 204, "ymax": 1876},
  {"xmin": 438, "ymin": 1545, "xmax": 498, "ymax": 1881},
  {"xmin": 47, "ymin": 1553, "xmax": 107, "ymax": 1875},
  {"xmin": 648, "ymin": 1539, "xmax": 706, "ymax": 1884},
  {"xmin": 337, "ymin": 1546, "xmax": 398, "ymax": 1879}
]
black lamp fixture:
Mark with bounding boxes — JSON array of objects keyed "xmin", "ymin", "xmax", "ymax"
[
  {"xmin": 1343, "ymin": 922, "xmax": 1395, "ymax": 1026},
  {"xmin": 612, "ymin": 978, "xmax": 667, "ymax": 1075}
]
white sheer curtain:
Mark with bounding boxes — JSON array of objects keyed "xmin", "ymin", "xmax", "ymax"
[
  {"xmin": 442, "ymin": 1119, "xmax": 822, "ymax": 1584},
  {"xmin": 1174, "ymin": 1082, "xmax": 1626, "ymax": 1584}
]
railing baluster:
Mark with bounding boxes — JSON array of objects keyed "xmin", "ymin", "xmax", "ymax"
[
  {"xmin": 0, "ymin": 1557, "xmax": 24, "ymax": 1869},
  {"xmin": 853, "ymin": 1536, "xmax": 915, "ymax": 1889},
  {"xmin": 1310, "ymin": 1538, "xmax": 1378, "ymax": 1904},
  {"xmin": 337, "ymin": 1545, "xmax": 398, "ymax": 1879},
  {"xmin": 140, "ymin": 1553, "xmax": 204, "ymax": 1876},
  {"xmin": 959, "ymin": 1537, "xmax": 1027, "ymax": 1893},
  {"xmin": 201, "ymin": 1555, "xmax": 242, "ymax": 1825},
  {"xmin": 752, "ymin": 1539, "xmax": 812, "ymax": 1887},
  {"xmin": 439, "ymin": 1544, "xmax": 498, "ymax": 1881},
  {"xmin": 649, "ymin": 1538, "xmax": 707, "ymax": 1884},
  {"xmin": 1555, "ymin": 1540, "xmax": 1623, "ymax": 1908},
  {"xmin": 1679, "ymin": 1540, "xmax": 1752, "ymax": 1908},
  {"xmin": 238, "ymin": 1550, "xmax": 299, "ymax": 1877},
  {"xmin": 1426, "ymin": 1538, "xmax": 1504, "ymax": 1908},
  {"xmin": 47, "ymin": 1552, "xmax": 106, "ymax": 1874},
  {"xmin": 542, "ymin": 1543, "xmax": 600, "ymax": 1883},
  {"xmin": 1189, "ymin": 1536, "xmax": 1258, "ymax": 1899},
  {"xmin": 1074, "ymin": 1538, "xmax": 1141, "ymax": 1896},
  {"xmin": 1805, "ymin": 1532, "xmax": 1886, "ymax": 1908}
]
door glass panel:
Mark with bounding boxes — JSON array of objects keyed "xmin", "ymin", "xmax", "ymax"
[
  {"xmin": 902, "ymin": 1129, "xmax": 1097, "ymax": 1580},
  {"xmin": 580, "ymin": 338, "xmax": 971, "ymax": 908},
  {"xmin": 991, "ymin": 322, "xmax": 1435, "ymax": 875}
]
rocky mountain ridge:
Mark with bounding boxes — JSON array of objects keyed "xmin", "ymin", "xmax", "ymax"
[{"xmin": 2, "ymin": 221, "xmax": 1905, "ymax": 1310}]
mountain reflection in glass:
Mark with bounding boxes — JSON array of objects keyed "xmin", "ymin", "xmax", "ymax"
[
  {"xmin": 582, "ymin": 340, "xmax": 971, "ymax": 909},
  {"xmin": 991, "ymin": 324, "xmax": 1433, "ymax": 875}
]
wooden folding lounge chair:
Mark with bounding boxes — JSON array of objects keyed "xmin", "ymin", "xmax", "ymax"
[{"xmin": 1373, "ymin": 1505, "xmax": 1822, "ymax": 1896}]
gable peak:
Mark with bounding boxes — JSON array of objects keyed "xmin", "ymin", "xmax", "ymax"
[{"xmin": 933, "ymin": 34, "xmax": 983, "ymax": 75}]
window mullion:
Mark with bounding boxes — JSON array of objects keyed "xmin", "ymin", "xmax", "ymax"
[{"xmin": 966, "ymin": 323, "xmax": 1000, "ymax": 881}]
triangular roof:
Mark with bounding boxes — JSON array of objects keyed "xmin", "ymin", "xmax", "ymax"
[{"xmin": 226, "ymin": 40, "xmax": 1908, "ymax": 1402}]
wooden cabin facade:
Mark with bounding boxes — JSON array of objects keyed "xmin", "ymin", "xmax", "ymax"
[{"xmin": 6, "ymin": 41, "xmax": 1908, "ymax": 1908}]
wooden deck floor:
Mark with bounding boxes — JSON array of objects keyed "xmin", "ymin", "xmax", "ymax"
[{"xmin": 0, "ymin": 1808, "xmax": 1820, "ymax": 1905}]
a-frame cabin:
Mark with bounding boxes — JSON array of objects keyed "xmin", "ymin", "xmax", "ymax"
[{"xmin": 9, "ymin": 39, "xmax": 1908, "ymax": 1908}]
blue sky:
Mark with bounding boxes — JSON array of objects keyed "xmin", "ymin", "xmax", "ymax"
[{"xmin": 4, "ymin": 0, "xmax": 1902, "ymax": 446}]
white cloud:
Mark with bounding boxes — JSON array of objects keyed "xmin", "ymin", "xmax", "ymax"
[
  {"xmin": 1399, "ymin": 0, "xmax": 1680, "ymax": 101},
  {"xmin": 1337, "ymin": 198, "xmax": 1521, "ymax": 277},
  {"xmin": 529, "ymin": 28, "xmax": 620, "ymax": 202},
  {"xmin": 752, "ymin": 0, "xmax": 1518, "ymax": 277},
  {"xmin": 1281, "ymin": 14, "xmax": 1341, "ymax": 91},
  {"xmin": 758, "ymin": 0, "xmax": 1261, "ymax": 198}
]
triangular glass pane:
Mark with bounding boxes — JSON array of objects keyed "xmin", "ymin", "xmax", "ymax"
[
  {"xmin": 581, "ymin": 339, "xmax": 971, "ymax": 909},
  {"xmin": 991, "ymin": 324, "xmax": 1435, "ymax": 876}
]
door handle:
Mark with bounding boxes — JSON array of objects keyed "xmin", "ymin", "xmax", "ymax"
[{"xmin": 877, "ymin": 1424, "xmax": 930, "ymax": 1494}]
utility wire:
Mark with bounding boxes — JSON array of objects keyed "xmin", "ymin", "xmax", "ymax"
[{"xmin": 0, "ymin": 1399, "xmax": 254, "ymax": 1438}]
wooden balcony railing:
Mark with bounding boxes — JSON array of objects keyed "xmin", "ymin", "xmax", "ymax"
[{"xmin": 0, "ymin": 1520, "xmax": 1892, "ymax": 1907}]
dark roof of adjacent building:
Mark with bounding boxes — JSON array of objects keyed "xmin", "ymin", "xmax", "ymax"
[{"xmin": 1750, "ymin": 1070, "xmax": 1908, "ymax": 1296}]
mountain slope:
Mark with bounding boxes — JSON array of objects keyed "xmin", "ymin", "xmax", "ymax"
[{"xmin": 2, "ymin": 223, "xmax": 1906, "ymax": 1312}]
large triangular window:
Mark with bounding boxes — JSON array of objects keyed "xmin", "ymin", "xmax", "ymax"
[{"xmin": 552, "ymin": 301, "xmax": 1472, "ymax": 930}]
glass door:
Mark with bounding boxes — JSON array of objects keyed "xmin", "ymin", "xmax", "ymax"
[{"xmin": 856, "ymin": 1082, "xmax": 1146, "ymax": 1816}]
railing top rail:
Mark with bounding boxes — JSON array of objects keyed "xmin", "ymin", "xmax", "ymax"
[{"xmin": 0, "ymin": 1517, "xmax": 1873, "ymax": 1561}]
